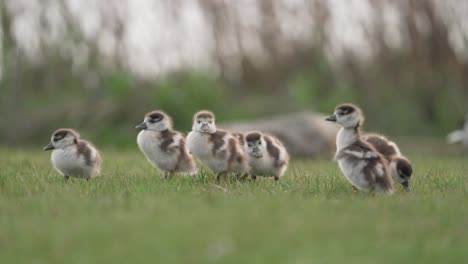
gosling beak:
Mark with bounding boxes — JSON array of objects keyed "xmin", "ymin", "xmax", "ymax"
[
  {"xmin": 43, "ymin": 142, "xmax": 54, "ymax": 151},
  {"xmin": 401, "ymin": 181, "xmax": 411, "ymax": 192},
  {"xmin": 251, "ymin": 148, "xmax": 262, "ymax": 158},
  {"xmin": 201, "ymin": 124, "xmax": 209, "ymax": 132},
  {"xmin": 325, "ymin": 115, "xmax": 337, "ymax": 122},
  {"xmin": 135, "ymin": 122, "xmax": 147, "ymax": 130}
]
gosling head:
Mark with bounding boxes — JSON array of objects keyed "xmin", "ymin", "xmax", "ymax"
[
  {"xmin": 44, "ymin": 128, "xmax": 79, "ymax": 150},
  {"xmin": 326, "ymin": 103, "xmax": 364, "ymax": 129},
  {"xmin": 192, "ymin": 110, "xmax": 216, "ymax": 134},
  {"xmin": 136, "ymin": 111, "xmax": 173, "ymax": 131},
  {"xmin": 394, "ymin": 157, "xmax": 413, "ymax": 192},
  {"xmin": 245, "ymin": 132, "xmax": 265, "ymax": 158}
]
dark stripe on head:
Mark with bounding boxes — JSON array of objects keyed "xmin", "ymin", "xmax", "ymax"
[
  {"xmin": 336, "ymin": 103, "xmax": 360, "ymax": 115},
  {"xmin": 245, "ymin": 132, "xmax": 262, "ymax": 143},
  {"xmin": 145, "ymin": 110, "xmax": 167, "ymax": 122},
  {"xmin": 194, "ymin": 110, "xmax": 215, "ymax": 120},
  {"xmin": 52, "ymin": 128, "xmax": 79, "ymax": 143},
  {"xmin": 396, "ymin": 157, "xmax": 412, "ymax": 179},
  {"xmin": 337, "ymin": 103, "xmax": 364, "ymax": 128}
]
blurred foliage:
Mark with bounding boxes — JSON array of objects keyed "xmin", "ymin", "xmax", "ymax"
[{"xmin": 1, "ymin": 0, "xmax": 467, "ymax": 147}]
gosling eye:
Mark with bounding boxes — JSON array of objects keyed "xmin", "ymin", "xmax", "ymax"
[
  {"xmin": 209, "ymin": 120, "xmax": 212, "ymax": 124},
  {"xmin": 53, "ymin": 134, "xmax": 66, "ymax": 141},
  {"xmin": 258, "ymin": 141, "xmax": 262, "ymax": 145},
  {"xmin": 197, "ymin": 120, "xmax": 201, "ymax": 124}
]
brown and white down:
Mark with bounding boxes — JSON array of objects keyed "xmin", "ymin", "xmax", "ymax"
[
  {"xmin": 363, "ymin": 134, "xmax": 413, "ymax": 191},
  {"xmin": 43, "ymin": 128, "xmax": 101, "ymax": 180},
  {"xmin": 326, "ymin": 104, "xmax": 394, "ymax": 193},
  {"xmin": 136, "ymin": 110, "xmax": 197, "ymax": 179},
  {"xmin": 186, "ymin": 110, "xmax": 249, "ymax": 181},
  {"xmin": 244, "ymin": 131, "xmax": 289, "ymax": 181}
]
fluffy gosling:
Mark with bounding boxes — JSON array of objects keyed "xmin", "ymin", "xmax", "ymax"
[
  {"xmin": 363, "ymin": 134, "xmax": 413, "ymax": 191},
  {"xmin": 244, "ymin": 131, "xmax": 289, "ymax": 181},
  {"xmin": 44, "ymin": 128, "xmax": 101, "ymax": 180},
  {"xmin": 136, "ymin": 110, "xmax": 197, "ymax": 179},
  {"xmin": 325, "ymin": 104, "xmax": 394, "ymax": 193},
  {"xmin": 186, "ymin": 110, "xmax": 248, "ymax": 181}
]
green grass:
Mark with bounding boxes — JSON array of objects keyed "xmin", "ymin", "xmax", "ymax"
[{"xmin": 1, "ymin": 149, "xmax": 467, "ymax": 264}]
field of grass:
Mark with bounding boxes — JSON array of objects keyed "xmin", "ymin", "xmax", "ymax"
[{"xmin": 1, "ymin": 149, "xmax": 467, "ymax": 264}]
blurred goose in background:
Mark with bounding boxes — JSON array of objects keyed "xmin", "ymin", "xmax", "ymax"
[{"xmin": 447, "ymin": 115, "xmax": 468, "ymax": 151}]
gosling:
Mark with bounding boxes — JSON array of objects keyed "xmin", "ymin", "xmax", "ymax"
[
  {"xmin": 136, "ymin": 110, "xmax": 197, "ymax": 179},
  {"xmin": 325, "ymin": 104, "xmax": 394, "ymax": 193},
  {"xmin": 44, "ymin": 128, "xmax": 101, "ymax": 180},
  {"xmin": 244, "ymin": 131, "xmax": 289, "ymax": 181},
  {"xmin": 186, "ymin": 110, "xmax": 248, "ymax": 181},
  {"xmin": 363, "ymin": 134, "xmax": 413, "ymax": 191}
]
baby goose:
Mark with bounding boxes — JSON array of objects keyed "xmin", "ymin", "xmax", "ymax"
[
  {"xmin": 136, "ymin": 110, "xmax": 197, "ymax": 179},
  {"xmin": 244, "ymin": 131, "xmax": 289, "ymax": 181},
  {"xmin": 43, "ymin": 128, "xmax": 101, "ymax": 180},
  {"xmin": 325, "ymin": 104, "xmax": 394, "ymax": 193},
  {"xmin": 363, "ymin": 134, "xmax": 413, "ymax": 191},
  {"xmin": 186, "ymin": 110, "xmax": 248, "ymax": 181}
]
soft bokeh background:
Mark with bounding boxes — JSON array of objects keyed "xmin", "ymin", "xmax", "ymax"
[
  {"xmin": 2, "ymin": 2, "xmax": 468, "ymax": 263},
  {"xmin": 1, "ymin": 0, "xmax": 467, "ymax": 149}
]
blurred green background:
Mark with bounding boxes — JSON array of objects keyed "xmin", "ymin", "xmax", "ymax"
[{"xmin": 1, "ymin": 0, "xmax": 467, "ymax": 148}]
